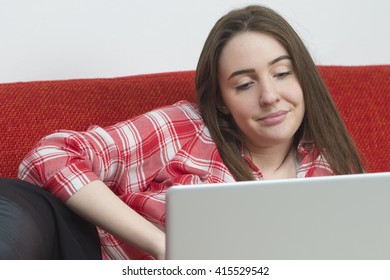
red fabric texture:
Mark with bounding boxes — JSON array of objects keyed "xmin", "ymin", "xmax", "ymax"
[{"xmin": 0, "ymin": 66, "xmax": 389, "ymax": 178}]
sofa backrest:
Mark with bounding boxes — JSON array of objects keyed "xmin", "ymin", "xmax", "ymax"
[{"xmin": 0, "ymin": 66, "xmax": 389, "ymax": 178}]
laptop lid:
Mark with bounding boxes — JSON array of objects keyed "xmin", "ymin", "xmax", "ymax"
[{"xmin": 166, "ymin": 172, "xmax": 390, "ymax": 260}]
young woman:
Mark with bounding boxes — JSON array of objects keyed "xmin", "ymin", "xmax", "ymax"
[{"xmin": 0, "ymin": 5, "xmax": 364, "ymax": 260}]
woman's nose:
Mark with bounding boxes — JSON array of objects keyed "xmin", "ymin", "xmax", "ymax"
[{"xmin": 258, "ymin": 80, "xmax": 280, "ymax": 106}]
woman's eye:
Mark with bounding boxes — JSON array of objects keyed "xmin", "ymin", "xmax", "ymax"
[
  {"xmin": 274, "ymin": 71, "xmax": 292, "ymax": 79},
  {"xmin": 236, "ymin": 81, "xmax": 254, "ymax": 91}
]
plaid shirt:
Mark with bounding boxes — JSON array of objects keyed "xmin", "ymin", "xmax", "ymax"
[{"xmin": 18, "ymin": 100, "xmax": 334, "ymax": 259}]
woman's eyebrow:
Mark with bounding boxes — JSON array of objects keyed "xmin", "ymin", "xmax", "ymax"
[
  {"xmin": 228, "ymin": 69, "xmax": 256, "ymax": 80},
  {"xmin": 227, "ymin": 55, "xmax": 291, "ymax": 80},
  {"xmin": 268, "ymin": 55, "xmax": 291, "ymax": 66}
]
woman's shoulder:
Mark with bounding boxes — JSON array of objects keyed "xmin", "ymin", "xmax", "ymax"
[
  {"xmin": 149, "ymin": 100, "xmax": 202, "ymax": 121},
  {"xmin": 97, "ymin": 100, "xmax": 203, "ymax": 138},
  {"xmin": 125, "ymin": 100, "xmax": 202, "ymax": 126}
]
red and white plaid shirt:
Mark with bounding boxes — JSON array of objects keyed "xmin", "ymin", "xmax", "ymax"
[{"xmin": 18, "ymin": 100, "xmax": 334, "ymax": 259}]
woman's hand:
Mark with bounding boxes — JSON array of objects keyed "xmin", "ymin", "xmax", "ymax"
[{"xmin": 151, "ymin": 235, "xmax": 166, "ymax": 260}]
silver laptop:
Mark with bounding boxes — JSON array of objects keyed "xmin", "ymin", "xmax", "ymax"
[{"xmin": 166, "ymin": 172, "xmax": 390, "ymax": 260}]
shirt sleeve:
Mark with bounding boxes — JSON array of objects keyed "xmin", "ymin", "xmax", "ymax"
[
  {"xmin": 18, "ymin": 101, "xmax": 203, "ymax": 202},
  {"xmin": 153, "ymin": 126, "xmax": 236, "ymax": 187}
]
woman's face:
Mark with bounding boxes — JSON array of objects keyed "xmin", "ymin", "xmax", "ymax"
[{"xmin": 218, "ymin": 31, "xmax": 305, "ymax": 152}]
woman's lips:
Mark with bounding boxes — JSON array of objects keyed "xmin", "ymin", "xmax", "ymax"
[{"xmin": 258, "ymin": 110, "xmax": 289, "ymax": 125}]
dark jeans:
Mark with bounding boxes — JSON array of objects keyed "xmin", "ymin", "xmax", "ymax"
[{"xmin": 0, "ymin": 178, "xmax": 101, "ymax": 259}]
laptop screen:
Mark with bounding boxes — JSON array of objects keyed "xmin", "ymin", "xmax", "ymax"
[{"xmin": 166, "ymin": 172, "xmax": 390, "ymax": 260}]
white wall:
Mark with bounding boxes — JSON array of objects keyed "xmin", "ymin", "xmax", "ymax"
[{"xmin": 1, "ymin": 0, "xmax": 389, "ymax": 83}]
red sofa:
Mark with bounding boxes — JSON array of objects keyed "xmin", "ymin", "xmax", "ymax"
[{"xmin": 1, "ymin": 66, "xmax": 389, "ymax": 179}]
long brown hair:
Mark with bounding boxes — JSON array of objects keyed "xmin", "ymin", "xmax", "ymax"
[{"xmin": 195, "ymin": 5, "xmax": 364, "ymax": 180}]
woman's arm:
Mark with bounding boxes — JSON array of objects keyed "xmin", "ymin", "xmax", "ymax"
[
  {"xmin": 66, "ymin": 179, "xmax": 165, "ymax": 260},
  {"xmin": 18, "ymin": 102, "xmax": 203, "ymax": 259}
]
